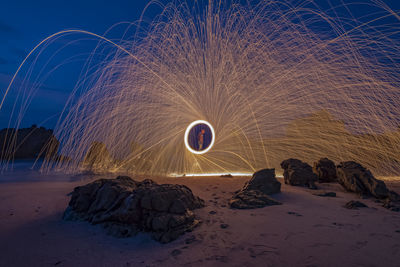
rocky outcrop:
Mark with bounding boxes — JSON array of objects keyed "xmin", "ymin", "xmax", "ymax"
[
  {"xmin": 229, "ymin": 169, "xmax": 281, "ymax": 209},
  {"xmin": 82, "ymin": 141, "xmax": 113, "ymax": 171},
  {"xmin": 280, "ymin": 158, "xmax": 317, "ymax": 189},
  {"xmin": 63, "ymin": 176, "xmax": 205, "ymax": 243},
  {"xmin": 336, "ymin": 161, "xmax": 390, "ymax": 199},
  {"xmin": 313, "ymin": 158, "xmax": 337, "ymax": 183},
  {"xmin": 0, "ymin": 125, "xmax": 59, "ymax": 159},
  {"xmin": 337, "ymin": 161, "xmax": 400, "ymax": 212}
]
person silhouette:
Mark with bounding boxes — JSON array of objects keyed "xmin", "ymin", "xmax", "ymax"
[{"xmin": 198, "ymin": 129, "xmax": 205, "ymax": 150}]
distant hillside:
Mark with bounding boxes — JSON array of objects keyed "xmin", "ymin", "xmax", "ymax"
[{"xmin": 0, "ymin": 125, "xmax": 59, "ymax": 160}]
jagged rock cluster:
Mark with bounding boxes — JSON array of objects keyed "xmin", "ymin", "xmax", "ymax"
[
  {"xmin": 229, "ymin": 169, "xmax": 281, "ymax": 209},
  {"xmin": 63, "ymin": 176, "xmax": 205, "ymax": 243},
  {"xmin": 280, "ymin": 157, "xmax": 399, "ymax": 211},
  {"xmin": 229, "ymin": 158, "xmax": 399, "ymax": 211}
]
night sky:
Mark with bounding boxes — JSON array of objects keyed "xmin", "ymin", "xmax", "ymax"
[
  {"xmin": 0, "ymin": 0, "xmax": 163, "ymax": 128},
  {"xmin": 0, "ymin": 0, "xmax": 399, "ymax": 128}
]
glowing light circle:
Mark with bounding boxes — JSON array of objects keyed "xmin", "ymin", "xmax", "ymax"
[{"xmin": 184, "ymin": 120, "xmax": 215, "ymax": 155}]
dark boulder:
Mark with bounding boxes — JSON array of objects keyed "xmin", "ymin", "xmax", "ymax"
[
  {"xmin": 313, "ymin": 158, "xmax": 337, "ymax": 183},
  {"xmin": 63, "ymin": 176, "xmax": 205, "ymax": 243},
  {"xmin": 0, "ymin": 125, "xmax": 59, "ymax": 159},
  {"xmin": 336, "ymin": 161, "xmax": 390, "ymax": 199},
  {"xmin": 280, "ymin": 158, "xmax": 318, "ymax": 189},
  {"xmin": 229, "ymin": 168, "xmax": 281, "ymax": 209},
  {"xmin": 242, "ymin": 169, "xmax": 281, "ymax": 195},
  {"xmin": 337, "ymin": 161, "xmax": 400, "ymax": 212}
]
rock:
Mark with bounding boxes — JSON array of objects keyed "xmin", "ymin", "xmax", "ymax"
[
  {"xmin": 63, "ymin": 176, "xmax": 205, "ymax": 243},
  {"xmin": 229, "ymin": 189, "xmax": 281, "ymax": 209},
  {"xmin": 313, "ymin": 158, "xmax": 337, "ymax": 183},
  {"xmin": 171, "ymin": 249, "xmax": 182, "ymax": 257},
  {"xmin": 184, "ymin": 235, "xmax": 197, "ymax": 244},
  {"xmin": 220, "ymin": 174, "xmax": 233, "ymax": 178},
  {"xmin": 287, "ymin": 211, "xmax": 302, "ymax": 216},
  {"xmin": 229, "ymin": 169, "xmax": 282, "ymax": 209},
  {"xmin": 314, "ymin": 192, "xmax": 336, "ymax": 197},
  {"xmin": 242, "ymin": 168, "xmax": 281, "ymax": 195},
  {"xmin": 337, "ymin": 161, "xmax": 400, "ymax": 212},
  {"xmin": 336, "ymin": 161, "xmax": 390, "ymax": 199},
  {"xmin": 280, "ymin": 158, "xmax": 318, "ymax": 189},
  {"xmin": 389, "ymin": 191, "xmax": 400, "ymax": 202},
  {"xmin": 82, "ymin": 141, "xmax": 114, "ymax": 171},
  {"xmin": 382, "ymin": 199, "xmax": 400, "ymax": 212},
  {"xmin": 0, "ymin": 125, "xmax": 59, "ymax": 159},
  {"xmin": 345, "ymin": 200, "xmax": 368, "ymax": 209},
  {"xmin": 220, "ymin": 223, "xmax": 229, "ymax": 229}
]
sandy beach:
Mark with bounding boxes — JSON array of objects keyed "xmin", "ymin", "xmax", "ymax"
[{"xmin": 0, "ymin": 167, "xmax": 399, "ymax": 267}]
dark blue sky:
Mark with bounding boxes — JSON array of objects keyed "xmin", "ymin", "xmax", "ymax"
[
  {"xmin": 0, "ymin": 0, "xmax": 399, "ymax": 128},
  {"xmin": 0, "ymin": 0, "xmax": 165, "ymax": 128}
]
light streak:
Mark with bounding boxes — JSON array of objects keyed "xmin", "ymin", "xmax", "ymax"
[{"xmin": 1, "ymin": 0, "xmax": 399, "ymax": 176}]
